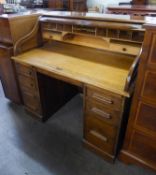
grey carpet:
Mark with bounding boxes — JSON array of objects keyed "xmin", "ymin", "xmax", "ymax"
[{"xmin": 0, "ymin": 81, "xmax": 155, "ymax": 175}]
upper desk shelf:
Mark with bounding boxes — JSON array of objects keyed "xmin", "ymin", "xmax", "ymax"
[
  {"xmin": 40, "ymin": 12, "xmax": 147, "ymax": 56},
  {"xmin": 41, "ymin": 17, "xmax": 144, "ymax": 43}
]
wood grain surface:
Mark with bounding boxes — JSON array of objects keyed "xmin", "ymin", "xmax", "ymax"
[{"xmin": 12, "ymin": 41, "xmax": 135, "ymax": 97}]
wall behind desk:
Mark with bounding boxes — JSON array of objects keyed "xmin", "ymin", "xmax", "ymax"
[{"xmin": 87, "ymin": 0, "xmax": 131, "ymax": 9}]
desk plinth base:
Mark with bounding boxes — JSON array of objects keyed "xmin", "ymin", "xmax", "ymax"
[{"xmin": 83, "ymin": 140, "xmax": 115, "ymax": 163}]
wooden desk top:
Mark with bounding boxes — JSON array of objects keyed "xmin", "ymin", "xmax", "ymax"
[
  {"xmin": 0, "ymin": 9, "xmax": 148, "ymax": 23},
  {"xmin": 12, "ymin": 42, "xmax": 135, "ymax": 97},
  {"xmin": 1, "ymin": 9, "xmax": 156, "ymax": 25},
  {"xmin": 42, "ymin": 11, "xmax": 147, "ymax": 24},
  {"xmin": 41, "ymin": 11, "xmax": 156, "ymax": 25}
]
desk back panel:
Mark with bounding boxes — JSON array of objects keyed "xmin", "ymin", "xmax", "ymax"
[{"xmin": 37, "ymin": 72, "xmax": 79, "ymax": 120}]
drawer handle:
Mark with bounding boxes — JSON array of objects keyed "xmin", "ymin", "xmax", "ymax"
[
  {"xmin": 92, "ymin": 93, "xmax": 113, "ymax": 104},
  {"xmin": 90, "ymin": 130, "xmax": 108, "ymax": 142},
  {"xmin": 91, "ymin": 107, "xmax": 111, "ymax": 119}
]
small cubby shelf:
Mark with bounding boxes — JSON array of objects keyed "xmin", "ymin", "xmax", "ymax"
[{"xmin": 41, "ymin": 22, "xmax": 145, "ymax": 44}]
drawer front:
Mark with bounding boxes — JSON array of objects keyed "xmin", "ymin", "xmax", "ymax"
[
  {"xmin": 85, "ymin": 100, "xmax": 121, "ymax": 126},
  {"xmin": 18, "ymin": 75, "xmax": 36, "ymax": 92},
  {"xmin": 135, "ymin": 102, "xmax": 156, "ymax": 133},
  {"xmin": 141, "ymin": 71, "xmax": 156, "ymax": 102},
  {"xmin": 22, "ymin": 91, "xmax": 41, "ymax": 114},
  {"xmin": 129, "ymin": 130, "xmax": 156, "ymax": 165},
  {"xmin": 16, "ymin": 63, "xmax": 34, "ymax": 78},
  {"xmin": 86, "ymin": 87, "xmax": 123, "ymax": 110},
  {"xmin": 84, "ymin": 115, "xmax": 117, "ymax": 154}
]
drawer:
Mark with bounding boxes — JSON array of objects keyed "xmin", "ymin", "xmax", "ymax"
[
  {"xmin": 18, "ymin": 75, "xmax": 37, "ymax": 92},
  {"xmin": 84, "ymin": 115, "xmax": 117, "ymax": 154},
  {"xmin": 141, "ymin": 71, "xmax": 156, "ymax": 102},
  {"xmin": 16, "ymin": 63, "xmax": 34, "ymax": 78},
  {"xmin": 86, "ymin": 87, "xmax": 123, "ymax": 110},
  {"xmin": 85, "ymin": 100, "xmax": 122, "ymax": 126},
  {"xmin": 22, "ymin": 91, "xmax": 41, "ymax": 114},
  {"xmin": 129, "ymin": 130, "xmax": 156, "ymax": 165},
  {"xmin": 135, "ymin": 102, "xmax": 156, "ymax": 133}
]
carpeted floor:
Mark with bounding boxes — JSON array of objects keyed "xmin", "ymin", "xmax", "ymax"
[{"xmin": 0, "ymin": 81, "xmax": 155, "ymax": 175}]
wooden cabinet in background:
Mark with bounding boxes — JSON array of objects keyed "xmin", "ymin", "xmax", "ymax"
[
  {"xmin": 119, "ymin": 24, "xmax": 156, "ymax": 172},
  {"xmin": 0, "ymin": 13, "xmax": 41, "ymax": 104},
  {"xmin": 0, "ymin": 45, "xmax": 21, "ymax": 103},
  {"xmin": 107, "ymin": 5, "xmax": 156, "ymax": 16},
  {"xmin": 48, "ymin": 0, "xmax": 87, "ymax": 11},
  {"xmin": 132, "ymin": 0, "xmax": 147, "ymax": 4},
  {"xmin": 132, "ymin": 0, "xmax": 156, "ymax": 4}
]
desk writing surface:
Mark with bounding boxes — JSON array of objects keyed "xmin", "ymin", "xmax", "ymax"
[{"xmin": 12, "ymin": 42, "xmax": 135, "ymax": 97}]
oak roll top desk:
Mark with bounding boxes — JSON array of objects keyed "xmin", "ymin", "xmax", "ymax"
[{"xmin": 9, "ymin": 12, "xmax": 148, "ymax": 162}]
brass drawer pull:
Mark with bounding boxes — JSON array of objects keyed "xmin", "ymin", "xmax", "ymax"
[
  {"xmin": 92, "ymin": 93, "xmax": 113, "ymax": 104},
  {"xmin": 90, "ymin": 130, "xmax": 108, "ymax": 142},
  {"xmin": 91, "ymin": 107, "xmax": 111, "ymax": 119}
]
